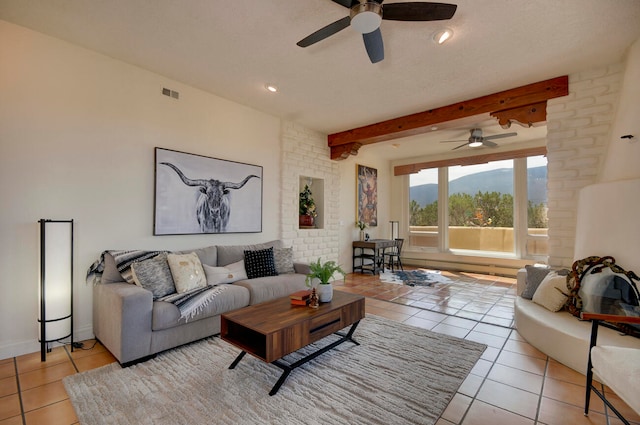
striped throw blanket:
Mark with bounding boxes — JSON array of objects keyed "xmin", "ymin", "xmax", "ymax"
[{"xmin": 87, "ymin": 250, "xmax": 227, "ymax": 321}]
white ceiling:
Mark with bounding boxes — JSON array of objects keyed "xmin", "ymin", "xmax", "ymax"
[{"xmin": 1, "ymin": 0, "xmax": 639, "ymax": 160}]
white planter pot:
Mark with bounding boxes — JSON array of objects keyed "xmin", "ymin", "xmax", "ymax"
[{"xmin": 316, "ymin": 283, "xmax": 333, "ymax": 302}]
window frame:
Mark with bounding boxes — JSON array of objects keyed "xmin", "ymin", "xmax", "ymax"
[{"xmin": 404, "ymin": 148, "xmax": 547, "ymax": 261}]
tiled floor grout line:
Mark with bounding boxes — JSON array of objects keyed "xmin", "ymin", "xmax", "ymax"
[
  {"xmin": 13, "ymin": 357, "xmax": 27, "ymax": 425},
  {"xmin": 455, "ymin": 326, "xmax": 519, "ymax": 425},
  {"xmin": 533, "ymin": 357, "xmax": 551, "ymax": 424}
]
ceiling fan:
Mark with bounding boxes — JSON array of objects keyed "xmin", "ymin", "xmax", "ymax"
[
  {"xmin": 296, "ymin": 1, "xmax": 457, "ymax": 63},
  {"xmin": 441, "ymin": 128, "xmax": 518, "ymax": 150}
]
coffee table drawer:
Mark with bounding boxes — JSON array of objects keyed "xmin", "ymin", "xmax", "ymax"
[{"xmin": 308, "ymin": 309, "xmax": 343, "ymax": 342}]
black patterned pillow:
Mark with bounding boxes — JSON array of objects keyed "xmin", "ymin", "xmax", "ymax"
[
  {"xmin": 131, "ymin": 253, "xmax": 176, "ymax": 300},
  {"xmin": 244, "ymin": 247, "xmax": 278, "ymax": 279},
  {"xmin": 273, "ymin": 247, "xmax": 295, "ymax": 274}
]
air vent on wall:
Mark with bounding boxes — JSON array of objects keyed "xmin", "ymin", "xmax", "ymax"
[{"xmin": 162, "ymin": 87, "xmax": 179, "ymax": 99}]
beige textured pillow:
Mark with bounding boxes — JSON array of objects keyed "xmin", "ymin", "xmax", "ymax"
[
  {"xmin": 167, "ymin": 252, "xmax": 206, "ymax": 293},
  {"xmin": 203, "ymin": 264, "xmax": 235, "ymax": 285},
  {"xmin": 532, "ymin": 271, "xmax": 568, "ymax": 312},
  {"xmin": 202, "ymin": 260, "xmax": 248, "ymax": 285}
]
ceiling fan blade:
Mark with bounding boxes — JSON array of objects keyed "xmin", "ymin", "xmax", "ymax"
[
  {"xmin": 483, "ymin": 140, "xmax": 498, "ymax": 148},
  {"xmin": 363, "ymin": 28, "xmax": 384, "ymax": 63},
  {"xmin": 382, "ymin": 2, "xmax": 457, "ymax": 21},
  {"xmin": 297, "ymin": 16, "xmax": 351, "ymax": 47},
  {"xmin": 451, "ymin": 142, "xmax": 469, "ymax": 150},
  {"xmin": 482, "ymin": 132, "xmax": 518, "ymax": 141},
  {"xmin": 331, "ymin": 0, "xmax": 357, "ymax": 8},
  {"xmin": 440, "ymin": 139, "xmax": 467, "ymax": 143}
]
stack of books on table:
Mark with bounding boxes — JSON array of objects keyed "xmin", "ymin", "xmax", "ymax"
[{"xmin": 290, "ymin": 289, "xmax": 312, "ymax": 306}]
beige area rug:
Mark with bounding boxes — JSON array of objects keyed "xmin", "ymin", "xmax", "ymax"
[{"xmin": 63, "ymin": 315, "xmax": 486, "ymax": 425}]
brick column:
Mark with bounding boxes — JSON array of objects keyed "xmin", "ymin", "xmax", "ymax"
[
  {"xmin": 280, "ymin": 121, "xmax": 340, "ymax": 264},
  {"xmin": 546, "ymin": 63, "xmax": 623, "ymax": 268}
]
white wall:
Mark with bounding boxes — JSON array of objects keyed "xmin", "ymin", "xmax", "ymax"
[
  {"xmin": 0, "ymin": 21, "xmax": 283, "ymax": 358},
  {"xmin": 601, "ymin": 38, "xmax": 640, "ymax": 182},
  {"xmin": 336, "ymin": 152, "xmax": 392, "ymax": 272}
]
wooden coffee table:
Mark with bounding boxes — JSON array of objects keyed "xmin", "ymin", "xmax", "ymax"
[{"xmin": 220, "ymin": 291, "xmax": 365, "ymax": 395}]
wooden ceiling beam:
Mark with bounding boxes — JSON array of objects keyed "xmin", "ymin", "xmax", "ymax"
[{"xmin": 328, "ymin": 76, "xmax": 568, "ymax": 160}]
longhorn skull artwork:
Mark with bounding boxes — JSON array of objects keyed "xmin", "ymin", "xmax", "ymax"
[{"xmin": 160, "ymin": 162, "xmax": 260, "ymax": 233}]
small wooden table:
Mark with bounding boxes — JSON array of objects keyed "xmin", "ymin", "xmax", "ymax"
[
  {"xmin": 220, "ymin": 291, "xmax": 365, "ymax": 395},
  {"xmin": 353, "ymin": 239, "xmax": 396, "ymax": 274}
]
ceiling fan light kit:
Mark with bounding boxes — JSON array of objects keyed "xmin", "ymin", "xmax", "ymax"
[
  {"xmin": 442, "ymin": 128, "xmax": 518, "ymax": 150},
  {"xmin": 350, "ymin": 3, "xmax": 383, "ymax": 34}
]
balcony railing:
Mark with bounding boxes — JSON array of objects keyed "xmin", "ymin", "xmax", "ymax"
[{"xmin": 409, "ymin": 226, "xmax": 548, "ymax": 255}]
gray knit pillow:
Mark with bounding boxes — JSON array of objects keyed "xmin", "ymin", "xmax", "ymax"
[
  {"xmin": 131, "ymin": 253, "xmax": 176, "ymax": 299},
  {"xmin": 273, "ymin": 247, "xmax": 295, "ymax": 274},
  {"xmin": 521, "ymin": 265, "xmax": 551, "ymax": 300}
]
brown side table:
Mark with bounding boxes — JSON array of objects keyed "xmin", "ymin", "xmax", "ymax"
[{"xmin": 352, "ymin": 239, "xmax": 396, "ymax": 274}]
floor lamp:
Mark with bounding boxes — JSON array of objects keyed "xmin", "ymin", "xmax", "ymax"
[{"xmin": 38, "ymin": 219, "xmax": 74, "ymax": 361}]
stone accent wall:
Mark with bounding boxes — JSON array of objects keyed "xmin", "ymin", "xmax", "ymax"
[
  {"xmin": 280, "ymin": 121, "xmax": 340, "ymax": 264},
  {"xmin": 546, "ymin": 63, "xmax": 624, "ymax": 268}
]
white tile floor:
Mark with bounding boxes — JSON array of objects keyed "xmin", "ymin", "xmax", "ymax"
[{"xmin": 335, "ymin": 271, "xmax": 640, "ymax": 425}]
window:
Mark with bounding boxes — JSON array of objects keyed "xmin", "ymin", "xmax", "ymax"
[
  {"xmin": 526, "ymin": 155, "xmax": 548, "ymax": 256},
  {"xmin": 448, "ymin": 160, "xmax": 514, "ymax": 253},
  {"xmin": 407, "ymin": 151, "xmax": 547, "ymax": 259},
  {"xmin": 409, "ymin": 168, "xmax": 438, "ymax": 248}
]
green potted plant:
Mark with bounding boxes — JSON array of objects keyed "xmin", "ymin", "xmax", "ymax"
[
  {"xmin": 305, "ymin": 258, "xmax": 346, "ymax": 303},
  {"xmin": 299, "ymin": 184, "xmax": 317, "ymax": 227}
]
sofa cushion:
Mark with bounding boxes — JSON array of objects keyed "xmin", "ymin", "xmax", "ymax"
[
  {"xmin": 131, "ymin": 253, "xmax": 176, "ymax": 300},
  {"xmin": 203, "ymin": 260, "xmax": 247, "ymax": 285},
  {"xmin": 216, "ymin": 240, "xmax": 283, "ymax": 267},
  {"xmin": 152, "ymin": 284, "xmax": 250, "ymax": 331},
  {"xmin": 274, "ymin": 247, "xmax": 295, "ymax": 274},
  {"xmin": 187, "ymin": 245, "xmax": 217, "ymax": 267},
  {"xmin": 244, "ymin": 247, "xmax": 278, "ymax": 279},
  {"xmin": 532, "ymin": 271, "xmax": 568, "ymax": 312},
  {"xmin": 521, "ymin": 265, "xmax": 551, "ymax": 300},
  {"xmin": 234, "ymin": 274, "xmax": 308, "ymax": 305}
]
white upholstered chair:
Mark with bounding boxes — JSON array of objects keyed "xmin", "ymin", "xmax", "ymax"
[{"xmin": 582, "ymin": 312, "xmax": 640, "ymax": 425}]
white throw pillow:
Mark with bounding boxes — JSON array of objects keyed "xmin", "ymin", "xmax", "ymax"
[
  {"xmin": 532, "ymin": 271, "xmax": 568, "ymax": 312},
  {"xmin": 203, "ymin": 260, "xmax": 248, "ymax": 285},
  {"xmin": 167, "ymin": 252, "xmax": 207, "ymax": 293},
  {"xmin": 203, "ymin": 264, "xmax": 236, "ymax": 285}
]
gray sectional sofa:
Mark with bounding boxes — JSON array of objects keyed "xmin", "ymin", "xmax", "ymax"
[{"xmin": 92, "ymin": 240, "xmax": 310, "ymax": 365}]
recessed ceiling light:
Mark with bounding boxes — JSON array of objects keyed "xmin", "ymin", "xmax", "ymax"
[
  {"xmin": 265, "ymin": 84, "xmax": 278, "ymax": 93},
  {"xmin": 431, "ymin": 126, "xmax": 438, "ymax": 131},
  {"xmin": 392, "ymin": 143, "xmax": 400, "ymax": 149},
  {"xmin": 433, "ymin": 29, "xmax": 453, "ymax": 45}
]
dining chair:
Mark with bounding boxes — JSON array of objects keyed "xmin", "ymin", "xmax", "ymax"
[{"xmin": 385, "ymin": 238, "xmax": 404, "ymax": 272}]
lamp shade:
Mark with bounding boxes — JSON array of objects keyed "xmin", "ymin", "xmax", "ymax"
[{"xmin": 38, "ymin": 219, "xmax": 73, "ymax": 360}]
